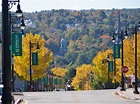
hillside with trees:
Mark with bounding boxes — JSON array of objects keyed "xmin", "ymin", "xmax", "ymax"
[
  {"xmin": 24, "ymin": 9, "xmax": 140, "ymax": 77},
  {"xmin": 22, "ymin": 8, "xmax": 140, "ymax": 82}
]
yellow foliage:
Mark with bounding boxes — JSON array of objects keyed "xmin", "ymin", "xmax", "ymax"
[
  {"xmin": 90, "ymin": 32, "xmax": 140, "ymax": 85},
  {"xmin": 71, "ymin": 64, "xmax": 93, "ymax": 90},
  {"xmin": 92, "ymin": 49, "xmax": 114, "ymax": 82},
  {"xmin": 14, "ymin": 33, "xmax": 53, "ymax": 81},
  {"xmin": 51, "ymin": 67, "xmax": 68, "ymax": 77},
  {"xmin": 123, "ymin": 32, "xmax": 140, "ymax": 78}
]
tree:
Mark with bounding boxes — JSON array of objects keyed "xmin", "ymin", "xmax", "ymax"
[
  {"xmin": 71, "ymin": 64, "xmax": 93, "ymax": 90},
  {"xmin": 14, "ymin": 33, "xmax": 53, "ymax": 81},
  {"xmin": 51, "ymin": 67, "xmax": 68, "ymax": 78}
]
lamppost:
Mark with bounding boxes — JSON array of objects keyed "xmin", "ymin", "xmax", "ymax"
[
  {"xmin": 10, "ymin": 12, "xmax": 25, "ymax": 92},
  {"xmin": 125, "ymin": 21, "xmax": 140, "ymax": 94},
  {"xmin": 89, "ymin": 71, "xmax": 93, "ymax": 90},
  {"xmin": 2, "ymin": 0, "xmax": 23, "ymax": 103},
  {"xmin": 102, "ymin": 58, "xmax": 110, "ymax": 89},
  {"xmin": 112, "ymin": 30, "xmax": 128, "ymax": 91},
  {"xmin": 107, "ymin": 53, "xmax": 116, "ymax": 88},
  {"xmin": 29, "ymin": 41, "xmax": 40, "ymax": 91}
]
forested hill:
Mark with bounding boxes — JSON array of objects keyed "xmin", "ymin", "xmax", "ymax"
[{"xmin": 23, "ymin": 8, "xmax": 140, "ymax": 71}]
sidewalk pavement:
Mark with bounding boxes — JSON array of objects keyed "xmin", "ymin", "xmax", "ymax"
[{"xmin": 115, "ymin": 87, "xmax": 140, "ymax": 103}]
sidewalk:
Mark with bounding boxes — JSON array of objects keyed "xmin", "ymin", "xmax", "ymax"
[{"xmin": 115, "ymin": 87, "xmax": 140, "ymax": 103}]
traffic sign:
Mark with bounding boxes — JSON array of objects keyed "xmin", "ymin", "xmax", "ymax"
[{"xmin": 122, "ymin": 66, "xmax": 128, "ymax": 73}]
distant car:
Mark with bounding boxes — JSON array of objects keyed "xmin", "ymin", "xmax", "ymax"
[{"xmin": 54, "ymin": 85, "xmax": 60, "ymax": 91}]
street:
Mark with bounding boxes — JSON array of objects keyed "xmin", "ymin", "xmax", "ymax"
[{"xmin": 14, "ymin": 89, "xmax": 139, "ymax": 104}]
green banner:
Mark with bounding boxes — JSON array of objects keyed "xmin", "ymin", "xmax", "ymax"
[
  {"xmin": 59, "ymin": 79, "xmax": 62, "ymax": 84},
  {"xmin": 45, "ymin": 77, "xmax": 48, "ymax": 84},
  {"xmin": 12, "ymin": 33, "xmax": 22, "ymax": 56},
  {"xmin": 108, "ymin": 61, "xmax": 113, "ymax": 72},
  {"xmin": 50, "ymin": 77, "xmax": 53, "ymax": 84},
  {"xmin": 54, "ymin": 78, "xmax": 58, "ymax": 85},
  {"xmin": 114, "ymin": 44, "xmax": 120, "ymax": 58},
  {"xmin": 91, "ymin": 77, "xmax": 94, "ymax": 82},
  {"xmin": 32, "ymin": 52, "xmax": 38, "ymax": 65}
]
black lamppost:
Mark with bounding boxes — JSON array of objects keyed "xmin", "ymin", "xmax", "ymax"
[
  {"xmin": 112, "ymin": 30, "xmax": 128, "ymax": 91},
  {"xmin": 107, "ymin": 53, "xmax": 116, "ymax": 88},
  {"xmin": 10, "ymin": 12, "xmax": 25, "ymax": 92},
  {"xmin": 89, "ymin": 71, "xmax": 93, "ymax": 89},
  {"xmin": 29, "ymin": 41, "xmax": 40, "ymax": 91},
  {"xmin": 102, "ymin": 58, "xmax": 110, "ymax": 89},
  {"xmin": 2, "ymin": 0, "xmax": 22, "ymax": 103},
  {"xmin": 125, "ymin": 21, "xmax": 140, "ymax": 94}
]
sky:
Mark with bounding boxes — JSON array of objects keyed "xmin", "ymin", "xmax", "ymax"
[{"xmin": 1, "ymin": 0, "xmax": 140, "ymax": 12}]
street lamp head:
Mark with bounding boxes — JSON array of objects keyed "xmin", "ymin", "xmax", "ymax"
[
  {"xmin": 107, "ymin": 55, "xmax": 110, "ymax": 60},
  {"xmin": 138, "ymin": 21, "xmax": 140, "ymax": 31},
  {"xmin": 36, "ymin": 43, "xmax": 40, "ymax": 51},
  {"xmin": 15, "ymin": 3, "xmax": 22, "ymax": 17},
  {"xmin": 112, "ymin": 34, "xmax": 115, "ymax": 43},
  {"xmin": 20, "ymin": 18, "xmax": 25, "ymax": 30},
  {"xmin": 124, "ymin": 30, "xmax": 128, "ymax": 39},
  {"xmin": 102, "ymin": 60, "xmax": 105, "ymax": 64}
]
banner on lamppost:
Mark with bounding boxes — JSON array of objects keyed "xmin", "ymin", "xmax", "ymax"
[
  {"xmin": 59, "ymin": 79, "xmax": 62, "ymax": 85},
  {"xmin": 12, "ymin": 33, "xmax": 22, "ymax": 56},
  {"xmin": 108, "ymin": 61, "xmax": 113, "ymax": 72},
  {"xmin": 32, "ymin": 52, "xmax": 38, "ymax": 65},
  {"xmin": 45, "ymin": 77, "xmax": 48, "ymax": 84},
  {"xmin": 50, "ymin": 77, "xmax": 53, "ymax": 84},
  {"xmin": 54, "ymin": 78, "xmax": 58, "ymax": 85},
  {"xmin": 114, "ymin": 44, "xmax": 120, "ymax": 58}
]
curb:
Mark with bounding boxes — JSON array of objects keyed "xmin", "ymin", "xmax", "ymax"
[
  {"xmin": 114, "ymin": 91, "xmax": 129, "ymax": 99},
  {"xmin": 15, "ymin": 98, "xmax": 24, "ymax": 104},
  {"xmin": 114, "ymin": 90, "xmax": 140, "ymax": 101}
]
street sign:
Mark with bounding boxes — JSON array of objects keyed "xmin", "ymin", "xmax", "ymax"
[{"xmin": 122, "ymin": 66, "xmax": 128, "ymax": 73}]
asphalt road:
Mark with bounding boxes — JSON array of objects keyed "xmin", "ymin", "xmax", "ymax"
[{"xmin": 15, "ymin": 89, "xmax": 139, "ymax": 104}]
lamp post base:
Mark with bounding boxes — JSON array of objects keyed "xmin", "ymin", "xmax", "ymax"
[
  {"xmin": 120, "ymin": 88, "xmax": 126, "ymax": 91},
  {"xmin": 2, "ymin": 87, "xmax": 14, "ymax": 104},
  {"xmin": 133, "ymin": 90, "xmax": 139, "ymax": 94}
]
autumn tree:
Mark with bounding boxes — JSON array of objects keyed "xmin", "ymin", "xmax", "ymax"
[
  {"xmin": 51, "ymin": 67, "xmax": 68, "ymax": 78},
  {"xmin": 14, "ymin": 33, "xmax": 53, "ymax": 81},
  {"xmin": 91, "ymin": 49, "xmax": 122, "ymax": 89},
  {"xmin": 123, "ymin": 32, "xmax": 140, "ymax": 78},
  {"xmin": 51, "ymin": 67, "xmax": 68, "ymax": 87},
  {"xmin": 71, "ymin": 64, "xmax": 93, "ymax": 90}
]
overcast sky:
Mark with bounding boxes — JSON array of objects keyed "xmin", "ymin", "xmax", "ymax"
[{"xmin": 1, "ymin": 0, "xmax": 140, "ymax": 12}]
